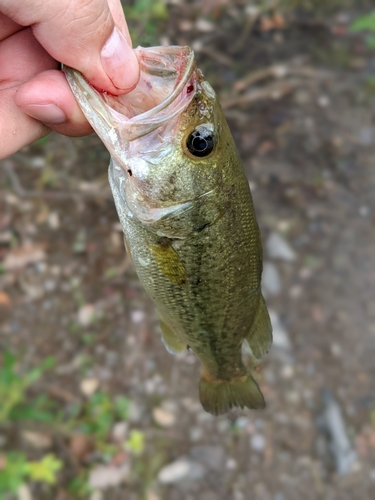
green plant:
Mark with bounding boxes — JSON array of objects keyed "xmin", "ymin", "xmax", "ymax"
[
  {"xmin": 350, "ymin": 11, "xmax": 375, "ymax": 49},
  {"xmin": 0, "ymin": 351, "xmax": 143, "ymax": 498},
  {"xmin": 123, "ymin": 0, "xmax": 169, "ymax": 46},
  {"xmin": 0, "ymin": 351, "xmax": 55, "ymax": 423},
  {"xmin": 71, "ymin": 392, "xmax": 130, "ymax": 440},
  {"xmin": 0, "ymin": 452, "xmax": 63, "ymax": 495},
  {"xmin": 0, "ymin": 353, "xmax": 61, "ymax": 495}
]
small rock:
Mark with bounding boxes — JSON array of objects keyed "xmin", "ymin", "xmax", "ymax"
[
  {"xmin": 250, "ymin": 433, "xmax": 266, "ymax": 452},
  {"xmin": 21, "ymin": 431, "xmax": 52, "ymax": 449},
  {"xmin": 29, "ymin": 156, "xmax": 45, "ymax": 168},
  {"xmin": 190, "ymin": 427, "xmax": 204, "ymax": 441},
  {"xmin": 146, "ymin": 491, "xmax": 160, "ymax": 500},
  {"xmin": 195, "ymin": 18, "xmax": 214, "ymax": 32},
  {"xmin": 47, "ymin": 211, "xmax": 60, "ymax": 230},
  {"xmin": 112, "ymin": 422, "xmax": 129, "ymax": 442},
  {"xmin": 89, "ymin": 463, "xmax": 130, "ymax": 489},
  {"xmin": 90, "ymin": 491, "xmax": 104, "ymax": 500},
  {"xmin": 269, "ymin": 310, "xmax": 291, "ymax": 350},
  {"xmin": 17, "ymin": 484, "xmax": 33, "ymax": 500},
  {"xmin": 262, "ymin": 262, "xmax": 282, "ymax": 296},
  {"xmin": 359, "ymin": 205, "xmax": 370, "ymax": 217},
  {"xmin": 78, "ymin": 304, "xmax": 95, "ymax": 327},
  {"xmin": 266, "ymin": 232, "xmax": 296, "ymax": 261},
  {"xmin": 280, "ymin": 365, "xmax": 294, "ymax": 379},
  {"xmin": 158, "ymin": 458, "xmax": 205, "ymax": 484},
  {"xmin": 131, "ymin": 310, "xmax": 145, "ymax": 323},
  {"xmin": 44, "ymin": 279, "xmax": 57, "ymax": 292},
  {"xmin": 226, "ymin": 458, "xmax": 237, "ymax": 470},
  {"xmin": 330, "ymin": 343, "xmax": 342, "ymax": 357},
  {"xmin": 157, "ymin": 460, "xmax": 190, "ymax": 484},
  {"xmin": 235, "ymin": 417, "xmax": 250, "ymax": 429},
  {"xmin": 317, "ymin": 95, "xmax": 330, "ymax": 107},
  {"xmin": 80, "ymin": 378, "xmax": 99, "ymax": 396},
  {"xmin": 153, "ymin": 407, "xmax": 176, "ymax": 427}
]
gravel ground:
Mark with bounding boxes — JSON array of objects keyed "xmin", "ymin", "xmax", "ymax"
[{"xmin": 1, "ymin": 3, "xmax": 375, "ymax": 499}]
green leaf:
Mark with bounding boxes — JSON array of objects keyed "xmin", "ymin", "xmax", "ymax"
[
  {"xmin": 125, "ymin": 430, "xmax": 145, "ymax": 456},
  {"xmin": 366, "ymin": 34, "xmax": 375, "ymax": 49},
  {"xmin": 0, "ymin": 452, "xmax": 28, "ymax": 494},
  {"xmin": 350, "ymin": 12, "xmax": 375, "ymax": 32},
  {"xmin": 25, "ymin": 454, "xmax": 62, "ymax": 485},
  {"xmin": 114, "ymin": 396, "xmax": 130, "ymax": 419}
]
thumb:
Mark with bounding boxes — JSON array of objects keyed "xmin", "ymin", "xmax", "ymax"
[{"xmin": 1, "ymin": 0, "xmax": 139, "ymax": 95}]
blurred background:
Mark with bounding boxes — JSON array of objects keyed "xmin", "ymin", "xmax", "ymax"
[{"xmin": 1, "ymin": 0, "xmax": 375, "ymax": 499}]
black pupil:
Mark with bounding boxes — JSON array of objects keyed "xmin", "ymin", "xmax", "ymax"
[{"xmin": 187, "ymin": 129, "xmax": 214, "ymax": 157}]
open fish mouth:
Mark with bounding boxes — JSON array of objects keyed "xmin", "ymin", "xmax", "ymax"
[{"xmin": 64, "ymin": 46, "xmax": 197, "ymax": 147}]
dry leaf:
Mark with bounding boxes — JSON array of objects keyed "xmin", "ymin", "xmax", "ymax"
[{"xmin": 2, "ymin": 243, "xmax": 46, "ymax": 271}]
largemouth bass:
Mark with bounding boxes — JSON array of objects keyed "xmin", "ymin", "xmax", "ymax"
[{"xmin": 65, "ymin": 46, "xmax": 272, "ymax": 416}]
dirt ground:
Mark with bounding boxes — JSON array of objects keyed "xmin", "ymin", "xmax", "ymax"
[{"xmin": 1, "ymin": 2, "xmax": 375, "ymax": 499}]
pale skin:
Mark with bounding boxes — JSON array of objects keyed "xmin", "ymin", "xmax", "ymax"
[{"xmin": 0, "ymin": 0, "xmax": 139, "ymax": 160}]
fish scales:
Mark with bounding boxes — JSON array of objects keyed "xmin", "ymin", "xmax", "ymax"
[{"xmin": 65, "ymin": 46, "xmax": 272, "ymax": 416}]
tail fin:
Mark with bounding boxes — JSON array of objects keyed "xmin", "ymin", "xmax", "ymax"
[{"xmin": 199, "ymin": 373, "xmax": 265, "ymax": 416}]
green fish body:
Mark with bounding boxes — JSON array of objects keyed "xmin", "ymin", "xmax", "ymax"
[{"xmin": 65, "ymin": 46, "xmax": 272, "ymax": 416}]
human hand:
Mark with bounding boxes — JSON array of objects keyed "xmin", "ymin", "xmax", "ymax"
[{"xmin": 0, "ymin": 0, "xmax": 139, "ymax": 159}]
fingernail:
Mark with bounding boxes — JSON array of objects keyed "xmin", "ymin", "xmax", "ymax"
[
  {"xmin": 101, "ymin": 27, "xmax": 139, "ymax": 91},
  {"xmin": 22, "ymin": 104, "xmax": 67, "ymax": 124}
]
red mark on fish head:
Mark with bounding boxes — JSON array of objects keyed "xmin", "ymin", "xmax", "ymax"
[{"xmin": 187, "ymin": 84, "xmax": 194, "ymax": 94}]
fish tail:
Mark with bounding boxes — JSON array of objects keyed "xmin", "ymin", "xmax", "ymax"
[
  {"xmin": 246, "ymin": 294, "xmax": 273, "ymax": 359},
  {"xmin": 199, "ymin": 372, "xmax": 265, "ymax": 416}
]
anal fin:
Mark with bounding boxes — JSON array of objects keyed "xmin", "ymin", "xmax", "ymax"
[
  {"xmin": 159, "ymin": 319, "xmax": 186, "ymax": 355},
  {"xmin": 246, "ymin": 294, "xmax": 273, "ymax": 359}
]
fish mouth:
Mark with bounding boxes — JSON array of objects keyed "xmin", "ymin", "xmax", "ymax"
[{"xmin": 65, "ymin": 46, "xmax": 196, "ymax": 146}]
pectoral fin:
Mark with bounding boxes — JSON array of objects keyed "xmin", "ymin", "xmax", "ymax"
[
  {"xmin": 246, "ymin": 294, "xmax": 273, "ymax": 359},
  {"xmin": 149, "ymin": 241, "xmax": 187, "ymax": 286}
]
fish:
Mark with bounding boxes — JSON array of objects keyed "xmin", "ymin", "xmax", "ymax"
[{"xmin": 64, "ymin": 46, "xmax": 272, "ymax": 416}]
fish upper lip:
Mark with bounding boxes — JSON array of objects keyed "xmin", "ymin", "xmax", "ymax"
[
  {"xmin": 126, "ymin": 46, "xmax": 196, "ymax": 123},
  {"xmin": 64, "ymin": 45, "xmax": 196, "ymax": 122}
]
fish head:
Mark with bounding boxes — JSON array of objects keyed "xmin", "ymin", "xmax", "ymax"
[{"xmin": 65, "ymin": 46, "xmax": 228, "ymax": 224}]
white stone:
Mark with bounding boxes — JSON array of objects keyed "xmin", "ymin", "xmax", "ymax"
[
  {"xmin": 80, "ymin": 378, "xmax": 99, "ymax": 396},
  {"xmin": 78, "ymin": 304, "xmax": 95, "ymax": 326},
  {"xmin": 250, "ymin": 433, "xmax": 266, "ymax": 452},
  {"xmin": 131, "ymin": 310, "xmax": 145, "ymax": 323},
  {"xmin": 262, "ymin": 262, "xmax": 282, "ymax": 295},
  {"xmin": 88, "ymin": 464, "xmax": 130, "ymax": 489},
  {"xmin": 269, "ymin": 310, "xmax": 291, "ymax": 349},
  {"xmin": 152, "ymin": 407, "xmax": 176, "ymax": 427},
  {"xmin": 158, "ymin": 460, "xmax": 191, "ymax": 484},
  {"xmin": 17, "ymin": 484, "xmax": 33, "ymax": 500},
  {"xmin": 266, "ymin": 232, "xmax": 296, "ymax": 261},
  {"xmin": 112, "ymin": 422, "xmax": 129, "ymax": 442}
]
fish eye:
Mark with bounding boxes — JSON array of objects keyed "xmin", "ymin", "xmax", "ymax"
[{"xmin": 186, "ymin": 126, "xmax": 215, "ymax": 157}]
